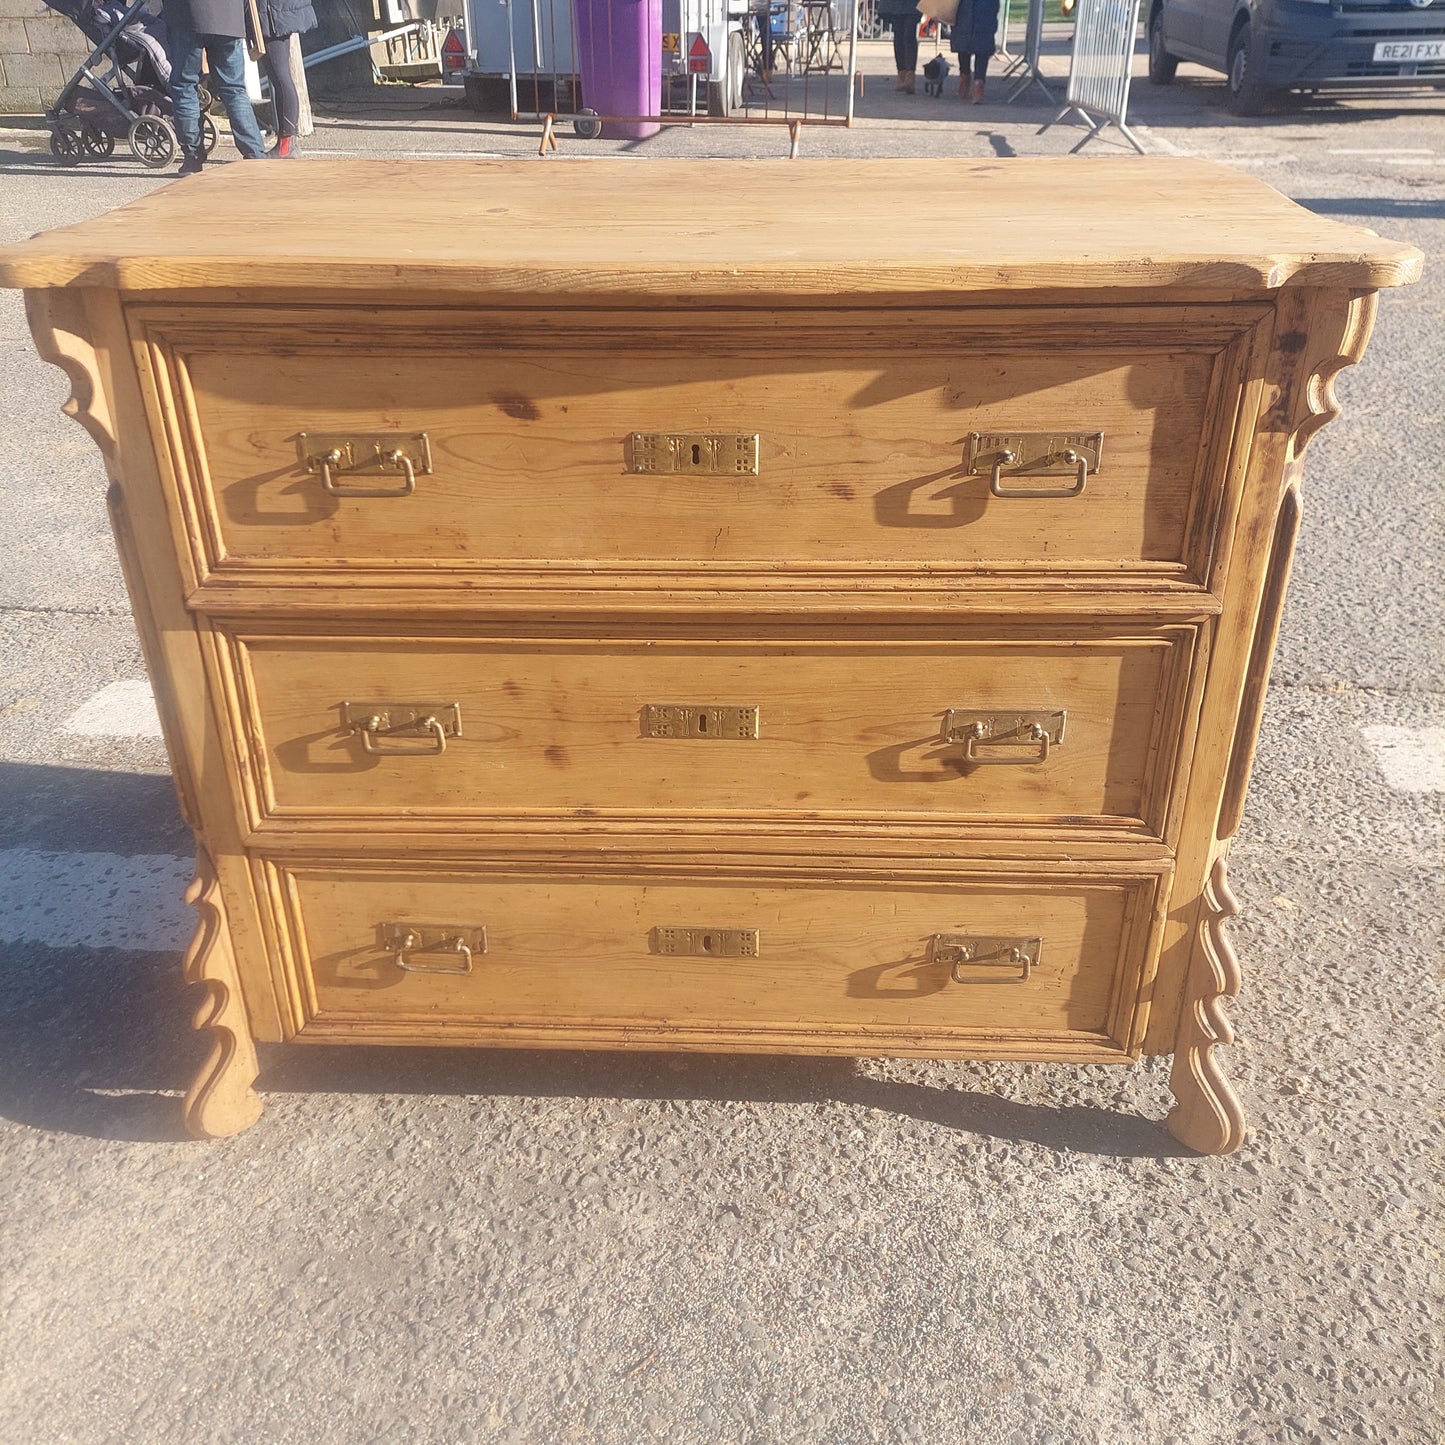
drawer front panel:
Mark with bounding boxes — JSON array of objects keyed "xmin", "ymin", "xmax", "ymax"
[
  {"xmin": 229, "ymin": 628, "xmax": 1197, "ymax": 838},
  {"xmin": 141, "ymin": 308, "xmax": 1265, "ymax": 589},
  {"xmin": 268, "ymin": 859, "xmax": 1162, "ymax": 1056}
]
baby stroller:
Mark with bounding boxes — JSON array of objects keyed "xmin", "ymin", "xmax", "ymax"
[{"xmin": 43, "ymin": 0, "xmax": 216, "ymax": 167}]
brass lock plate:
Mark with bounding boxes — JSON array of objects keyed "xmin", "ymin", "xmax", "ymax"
[
  {"xmin": 939, "ymin": 710, "xmax": 1067, "ymax": 747},
  {"xmin": 298, "ymin": 431, "xmax": 434, "ymax": 476},
  {"xmin": 342, "ymin": 700, "xmax": 462, "ymax": 754},
  {"xmin": 642, "ymin": 705, "xmax": 760, "ymax": 740},
  {"xmin": 964, "ymin": 432, "xmax": 1103, "ymax": 477},
  {"xmin": 625, "ymin": 432, "xmax": 760, "ymax": 476},
  {"xmin": 651, "ymin": 927, "xmax": 760, "ymax": 958},
  {"xmin": 929, "ymin": 934, "xmax": 1040, "ymax": 983}
]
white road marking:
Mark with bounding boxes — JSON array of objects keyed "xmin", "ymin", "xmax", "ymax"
[
  {"xmin": 1327, "ymin": 148, "xmax": 1434, "ymax": 156},
  {"xmin": 0, "ymin": 849, "xmax": 193, "ymax": 951},
  {"xmin": 1360, "ymin": 726, "xmax": 1445, "ymax": 794},
  {"xmin": 62, "ymin": 679, "xmax": 163, "ymax": 738}
]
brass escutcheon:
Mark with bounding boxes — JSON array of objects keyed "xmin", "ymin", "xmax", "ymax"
[
  {"xmin": 625, "ymin": 432, "xmax": 760, "ymax": 476},
  {"xmin": 642, "ymin": 705, "xmax": 760, "ymax": 740},
  {"xmin": 651, "ymin": 927, "xmax": 760, "ymax": 957}
]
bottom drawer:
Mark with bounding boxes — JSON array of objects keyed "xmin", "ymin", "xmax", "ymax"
[{"xmin": 262, "ymin": 860, "xmax": 1167, "ymax": 1060}]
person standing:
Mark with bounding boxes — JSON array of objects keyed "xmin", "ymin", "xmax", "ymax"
[
  {"xmin": 161, "ymin": 0, "xmax": 269, "ymax": 172},
  {"xmin": 950, "ymin": 0, "xmax": 1000, "ymax": 103},
  {"xmin": 258, "ymin": 0, "xmax": 317, "ymax": 158},
  {"xmin": 876, "ymin": 0, "xmax": 922, "ymax": 93}
]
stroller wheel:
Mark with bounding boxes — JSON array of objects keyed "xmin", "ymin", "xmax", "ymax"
[
  {"xmin": 128, "ymin": 115, "xmax": 177, "ymax": 169},
  {"xmin": 197, "ymin": 84, "xmax": 213, "ymax": 112},
  {"xmin": 80, "ymin": 124, "xmax": 115, "ymax": 159},
  {"xmin": 49, "ymin": 126, "xmax": 82, "ymax": 166},
  {"xmin": 200, "ymin": 115, "xmax": 219, "ymax": 159}
]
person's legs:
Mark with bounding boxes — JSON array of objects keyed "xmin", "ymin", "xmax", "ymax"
[
  {"xmin": 165, "ymin": 15, "xmax": 205, "ymax": 160},
  {"xmin": 264, "ymin": 35, "xmax": 300, "ymax": 139},
  {"xmin": 891, "ymin": 17, "xmax": 918, "ymax": 87},
  {"xmin": 204, "ymin": 34, "xmax": 268, "ymax": 158},
  {"xmin": 972, "ymin": 49, "xmax": 990, "ymax": 81}
]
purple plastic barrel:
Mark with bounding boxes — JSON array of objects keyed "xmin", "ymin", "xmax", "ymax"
[{"xmin": 572, "ymin": 0, "xmax": 663, "ymax": 140}]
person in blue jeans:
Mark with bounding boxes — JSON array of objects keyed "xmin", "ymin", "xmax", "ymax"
[{"xmin": 161, "ymin": 0, "xmax": 268, "ymax": 173}]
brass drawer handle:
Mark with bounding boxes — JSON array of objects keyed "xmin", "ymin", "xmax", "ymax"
[
  {"xmin": 299, "ymin": 431, "xmax": 432, "ymax": 498},
  {"xmin": 382, "ymin": 923, "xmax": 486, "ymax": 975},
  {"xmin": 939, "ymin": 709, "xmax": 1066, "ymax": 766},
  {"xmin": 929, "ymin": 934, "xmax": 1040, "ymax": 984},
  {"xmin": 964, "ymin": 431, "xmax": 1103, "ymax": 499},
  {"xmin": 342, "ymin": 701, "xmax": 461, "ymax": 755}
]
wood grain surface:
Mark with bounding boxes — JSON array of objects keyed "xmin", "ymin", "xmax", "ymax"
[
  {"xmin": 0, "ymin": 159, "xmax": 1422, "ymax": 295},
  {"xmin": 226, "ymin": 626, "xmax": 1193, "ymax": 840},
  {"xmin": 271, "ymin": 858, "xmax": 1159, "ymax": 1057},
  {"xmin": 139, "ymin": 305, "xmax": 1256, "ymax": 590}
]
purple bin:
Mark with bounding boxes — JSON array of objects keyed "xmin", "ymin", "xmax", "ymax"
[{"xmin": 572, "ymin": 0, "xmax": 663, "ymax": 140}]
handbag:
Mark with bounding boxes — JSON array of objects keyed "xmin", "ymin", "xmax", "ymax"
[
  {"xmin": 917, "ymin": 0, "xmax": 960, "ymax": 22},
  {"xmin": 244, "ymin": 0, "xmax": 266, "ymax": 61}
]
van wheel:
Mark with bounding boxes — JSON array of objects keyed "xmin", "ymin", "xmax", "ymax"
[
  {"xmin": 1147, "ymin": 8, "xmax": 1177, "ymax": 84},
  {"xmin": 1226, "ymin": 21, "xmax": 1271, "ymax": 115}
]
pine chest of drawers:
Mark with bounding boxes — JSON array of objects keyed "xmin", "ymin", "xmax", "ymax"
[{"xmin": 1, "ymin": 158, "xmax": 1418, "ymax": 1152}]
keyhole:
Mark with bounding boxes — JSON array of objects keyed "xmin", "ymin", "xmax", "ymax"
[
  {"xmin": 701, "ymin": 933, "xmax": 717, "ymax": 953},
  {"xmin": 691, "ymin": 443, "xmax": 702, "ymax": 466},
  {"xmin": 697, "ymin": 713, "xmax": 709, "ymax": 734}
]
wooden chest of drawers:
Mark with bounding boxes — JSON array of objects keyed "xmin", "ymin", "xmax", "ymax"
[{"xmin": 1, "ymin": 158, "xmax": 1418, "ymax": 1152}]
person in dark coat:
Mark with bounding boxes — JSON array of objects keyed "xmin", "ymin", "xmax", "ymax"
[
  {"xmin": 875, "ymin": 0, "xmax": 921, "ymax": 92},
  {"xmin": 950, "ymin": 0, "xmax": 1000, "ymax": 102},
  {"xmin": 160, "ymin": 0, "xmax": 268, "ymax": 171},
  {"xmin": 257, "ymin": 0, "xmax": 317, "ymax": 157}
]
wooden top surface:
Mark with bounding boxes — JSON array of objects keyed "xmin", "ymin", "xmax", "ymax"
[{"xmin": 0, "ymin": 157, "xmax": 1421, "ymax": 297}]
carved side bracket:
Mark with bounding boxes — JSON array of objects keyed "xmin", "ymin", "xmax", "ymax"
[
  {"xmin": 1167, "ymin": 854, "xmax": 1246, "ymax": 1155},
  {"xmin": 182, "ymin": 849, "xmax": 263, "ymax": 1139},
  {"xmin": 1287, "ymin": 290, "xmax": 1378, "ymax": 464},
  {"xmin": 24, "ymin": 288, "xmax": 120, "ymax": 476}
]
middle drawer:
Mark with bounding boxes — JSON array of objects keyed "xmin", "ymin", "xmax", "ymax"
[{"xmin": 219, "ymin": 625, "xmax": 1199, "ymax": 841}]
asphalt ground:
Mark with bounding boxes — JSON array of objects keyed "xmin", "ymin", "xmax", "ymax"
[{"xmin": 0, "ymin": 35, "xmax": 1441, "ymax": 1445}]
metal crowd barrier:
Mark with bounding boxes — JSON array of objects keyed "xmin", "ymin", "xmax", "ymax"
[{"xmin": 1037, "ymin": 0, "xmax": 1145, "ymax": 151}]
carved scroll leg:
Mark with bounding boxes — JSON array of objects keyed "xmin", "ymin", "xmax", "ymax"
[
  {"xmin": 1167, "ymin": 855, "xmax": 1247, "ymax": 1155},
  {"xmin": 181, "ymin": 853, "xmax": 262, "ymax": 1139}
]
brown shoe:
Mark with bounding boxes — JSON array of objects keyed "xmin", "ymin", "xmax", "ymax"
[
  {"xmin": 895, "ymin": 70, "xmax": 911, "ymax": 91},
  {"xmin": 970, "ymin": 78, "xmax": 985, "ymax": 103},
  {"xmin": 958, "ymin": 76, "xmax": 969, "ymax": 100}
]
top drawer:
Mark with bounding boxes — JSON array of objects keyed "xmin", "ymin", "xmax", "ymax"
[{"xmin": 135, "ymin": 306, "xmax": 1269, "ymax": 602}]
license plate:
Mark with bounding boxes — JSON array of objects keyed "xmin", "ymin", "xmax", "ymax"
[{"xmin": 1372, "ymin": 39, "xmax": 1445, "ymax": 63}]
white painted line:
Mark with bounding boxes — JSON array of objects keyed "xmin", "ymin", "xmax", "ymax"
[
  {"xmin": 0, "ymin": 849, "xmax": 193, "ymax": 951},
  {"xmin": 1360, "ymin": 726, "xmax": 1445, "ymax": 794},
  {"xmin": 1327, "ymin": 148, "xmax": 1433, "ymax": 156},
  {"xmin": 62, "ymin": 679, "xmax": 163, "ymax": 738},
  {"xmin": 1218, "ymin": 154, "xmax": 1298, "ymax": 166},
  {"xmin": 1384, "ymin": 157, "xmax": 1445, "ymax": 166}
]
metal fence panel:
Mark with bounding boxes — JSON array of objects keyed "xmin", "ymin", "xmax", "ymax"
[{"xmin": 1037, "ymin": 0, "xmax": 1145, "ymax": 152}]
